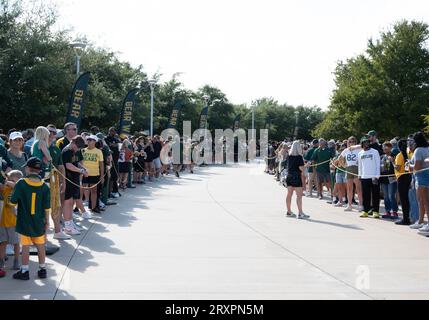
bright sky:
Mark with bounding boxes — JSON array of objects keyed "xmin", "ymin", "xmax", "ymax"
[{"xmin": 54, "ymin": 0, "xmax": 429, "ymax": 109}]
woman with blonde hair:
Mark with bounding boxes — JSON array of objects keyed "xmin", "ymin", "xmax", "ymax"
[
  {"xmin": 31, "ymin": 126, "xmax": 52, "ymax": 178},
  {"xmin": 285, "ymin": 141, "xmax": 310, "ymax": 219}
]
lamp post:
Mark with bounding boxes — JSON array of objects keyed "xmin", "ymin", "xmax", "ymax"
[
  {"xmin": 71, "ymin": 41, "xmax": 87, "ymax": 79},
  {"xmin": 294, "ymin": 110, "xmax": 299, "ymax": 140},
  {"xmin": 148, "ymin": 79, "xmax": 156, "ymax": 137},
  {"xmin": 252, "ymin": 104, "xmax": 255, "ymax": 141},
  {"xmin": 202, "ymin": 94, "xmax": 210, "ymax": 149}
]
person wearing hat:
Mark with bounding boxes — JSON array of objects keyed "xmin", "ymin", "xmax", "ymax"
[
  {"xmin": 10, "ymin": 157, "xmax": 51, "ymax": 280},
  {"xmin": 7, "ymin": 132, "xmax": 28, "ymax": 176},
  {"xmin": 311, "ymin": 138, "xmax": 333, "ymax": 200},
  {"xmin": 304, "ymin": 139, "xmax": 319, "ymax": 197},
  {"xmin": 358, "ymin": 136, "xmax": 381, "ymax": 218},
  {"xmin": 81, "ymin": 135, "xmax": 104, "ymax": 215},
  {"xmin": 367, "ymin": 130, "xmax": 383, "ymax": 156}
]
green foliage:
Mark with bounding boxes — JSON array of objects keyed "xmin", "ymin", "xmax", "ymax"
[{"xmin": 315, "ymin": 20, "xmax": 429, "ymax": 140}]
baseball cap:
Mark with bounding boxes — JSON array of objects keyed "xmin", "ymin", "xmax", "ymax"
[
  {"xmin": 22, "ymin": 157, "xmax": 42, "ymax": 170},
  {"xmin": 312, "ymin": 139, "xmax": 319, "ymax": 145},
  {"xmin": 56, "ymin": 129, "xmax": 64, "ymax": 139},
  {"xmin": 328, "ymin": 139, "xmax": 336, "ymax": 145},
  {"xmin": 96, "ymin": 133, "xmax": 105, "ymax": 140},
  {"xmin": 9, "ymin": 132, "xmax": 23, "ymax": 141},
  {"xmin": 87, "ymin": 135, "xmax": 98, "ymax": 142},
  {"xmin": 368, "ymin": 130, "xmax": 377, "ymax": 137},
  {"xmin": 360, "ymin": 136, "xmax": 370, "ymax": 143}
]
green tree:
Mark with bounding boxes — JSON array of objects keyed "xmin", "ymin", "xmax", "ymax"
[{"xmin": 315, "ymin": 20, "xmax": 429, "ymax": 140}]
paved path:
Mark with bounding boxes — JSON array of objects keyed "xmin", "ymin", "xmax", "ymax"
[{"xmin": 2, "ymin": 161, "xmax": 429, "ymax": 300}]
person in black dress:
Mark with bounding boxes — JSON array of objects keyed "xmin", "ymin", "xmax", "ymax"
[{"xmin": 286, "ymin": 141, "xmax": 310, "ymax": 219}]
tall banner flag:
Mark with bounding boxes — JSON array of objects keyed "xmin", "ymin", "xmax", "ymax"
[
  {"xmin": 167, "ymin": 100, "xmax": 183, "ymax": 129},
  {"xmin": 118, "ymin": 88, "xmax": 139, "ymax": 135},
  {"xmin": 199, "ymin": 106, "xmax": 209, "ymax": 129},
  {"xmin": 233, "ymin": 114, "xmax": 241, "ymax": 131},
  {"xmin": 66, "ymin": 72, "xmax": 90, "ymax": 130}
]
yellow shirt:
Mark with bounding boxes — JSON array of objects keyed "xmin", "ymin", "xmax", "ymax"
[
  {"xmin": 82, "ymin": 147, "xmax": 104, "ymax": 177},
  {"xmin": 395, "ymin": 152, "xmax": 406, "ymax": 179},
  {"xmin": 1, "ymin": 185, "xmax": 17, "ymax": 228}
]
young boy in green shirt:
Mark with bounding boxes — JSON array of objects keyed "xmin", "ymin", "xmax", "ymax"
[{"xmin": 10, "ymin": 157, "xmax": 51, "ymax": 280}]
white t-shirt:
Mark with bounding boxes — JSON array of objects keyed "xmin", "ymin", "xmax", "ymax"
[
  {"xmin": 341, "ymin": 149, "xmax": 360, "ymax": 167},
  {"xmin": 358, "ymin": 148, "xmax": 381, "ymax": 179}
]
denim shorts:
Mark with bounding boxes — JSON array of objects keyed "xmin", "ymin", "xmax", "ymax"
[
  {"xmin": 335, "ymin": 172, "xmax": 347, "ymax": 184},
  {"xmin": 415, "ymin": 171, "xmax": 429, "ymax": 188}
]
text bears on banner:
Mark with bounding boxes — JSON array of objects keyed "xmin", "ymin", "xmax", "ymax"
[
  {"xmin": 119, "ymin": 88, "xmax": 139, "ymax": 135},
  {"xmin": 167, "ymin": 101, "xmax": 183, "ymax": 129},
  {"xmin": 66, "ymin": 72, "xmax": 90, "ymax": 130}
]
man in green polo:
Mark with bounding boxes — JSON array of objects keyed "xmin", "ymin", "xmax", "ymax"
[{"xmin": 311, "ymin": 138, "xmax": 333, "ymax": 200}]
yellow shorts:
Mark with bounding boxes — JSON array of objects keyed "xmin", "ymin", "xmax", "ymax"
[{"xmin": 20, "ymin": 235, "xmax": 46, "ymax": 246}]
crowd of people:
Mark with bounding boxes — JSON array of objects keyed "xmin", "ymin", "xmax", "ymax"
[
  {"xmin": 0, "ymin": 123, "xmax": 194, "ymax": 280},
  {"xmin": 266, "ymin": 130, "xmax": 429, "ymax": 237}
]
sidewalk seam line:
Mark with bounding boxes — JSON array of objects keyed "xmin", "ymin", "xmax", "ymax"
[{"xmin": 205, "ymin": 179, "xmax": 375, "ymax": 300}]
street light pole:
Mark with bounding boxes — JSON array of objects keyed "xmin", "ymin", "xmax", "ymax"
[
  {"xmin": 71, "ymin": 41, "xmax": 87, "ymax": 79},
  {"xmin": 294, "ymin": 110, "xmax": 299, "ymax": 140},
  {"xmin": 252, "ymin": 104, "xmax": 255, "ymax": 141},
  {"xmin": 149, "ymin": 79, "xmax": 156, "ymax": 137}
]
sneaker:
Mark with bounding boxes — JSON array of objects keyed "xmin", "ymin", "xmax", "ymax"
[
  {"xmin": 382, "ymin": 213, "xmax": 392, "ymax": 219},
  {"xmin": 99, "ymin": 200, "xmax": 106, "ymax": 209},
  {"xmin": 64, "ymin": 226, "xmax": 81, "ymax": 236},
  {"xmin": 82, "ymin": 211, "xmax": 93, "ymax": 220},
  {"xmin": 175, "ymin": 172, "xmax": 180, "ymax": 178},
  {"xmin": 344, "ymin": 206, "xmax": 353, "ymax": 212},
  {"xmin": 73, "ymin": 221, "xmax": 83, "ymax": 231},
  {"xmin": 360, "ymin": 212, "xmax": 369, "ymax": 218},
  {"xmin": 410, "ymin": 222, "xmax": 425, "ymax": 229},
  {"xmin": 358, "ymin": 206, "xmax": 364, "ymax": 212},
  {"xmin": 335, "ymin": 202, "xmax": 344, "ymax": 207},
  {"xmin": 395, "ymin": 219, "xmax": 411, "ymax": 226},
  {"xmin": 13, "ymin": 259, "xmax": 20, "ymax": 271},
  {"xmin": 418, "ymin": 224, "xmax": 429, "ymax": 233},
  {"xmin": 38, "ymin": 268, "xmax": 47, "ymax": 279},
  {"xmin": 106, "ymin": 200, "xmax": 117, "ymax": 206},
  {"xmin": 112, "ymin": 193, "xmax": 120, "ymax": 199},
  {"xmin": 392, "ymin": 212, "xmax": 399, "ymax": 219},
  {"xmin": 0, "ymin": 268, "xmax": 5, "ymax": 278},
  {"xmin": 73, "ymin": 213, "xmax": 81, "ymax": 220},
  {"xmin": 373, "ymin": 212, "xmax": 380, "ymax": 219},
  {"xmin": 286, "ymin": 212, "xmax": 297, "ymax": 218},
  {"xmin": 298, "ymin": 213, "xmax": 310, "ymax": 220},
  {"xmin": 91, "ymin": 208, "xmax": 101, "ymax": 214},
  {"xmin": 13, "ymin": 270, "xmax": 29, "ymax": 281},
  {"xmin": 54, "ymin": 231, "xmax": 71, "ymax": 240}
]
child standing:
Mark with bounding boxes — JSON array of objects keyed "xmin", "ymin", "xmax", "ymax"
[
  {"xmin": 0, "ymin": 170, "xmax": 24, "ymax": 277},
  {"xmin": 10, "ymin": 157, "xmax": 51, "ymax": 280}
]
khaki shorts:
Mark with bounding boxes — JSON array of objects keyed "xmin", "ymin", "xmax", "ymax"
[{"xmin": 346, "ymin": 166, "xmax": 359, "ymax": 180}]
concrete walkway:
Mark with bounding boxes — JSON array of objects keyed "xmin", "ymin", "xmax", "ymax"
[{"xmin": 1, "ymin": 161, "xmax": 429, "ymax": 300}]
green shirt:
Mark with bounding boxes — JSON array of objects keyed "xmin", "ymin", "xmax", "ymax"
[
  {"xmin": 10, "ymin": 176, "xmax": 51, "ymax": 237},
  {"xmin": 304, "ymin": 148, "xmax": 316, "ymax": 173},
  {"xmin": 49, "ymin": 143, "xmax": 63, "ymax": 167},
  {"xmin": 311, "ymin": 147, "xmax": 332, "ymax": 173}
]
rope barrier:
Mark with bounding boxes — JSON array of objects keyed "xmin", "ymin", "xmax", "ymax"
[
  {"xmin": 330, "ymin": 160, "xmax": 429, "ymax": 178},
  {"xmin": 50, "ymin": 165, "xmax": 106, "ymax": 190}
]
